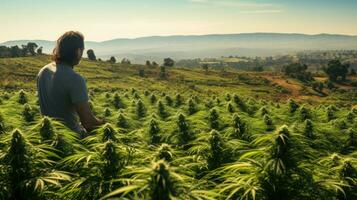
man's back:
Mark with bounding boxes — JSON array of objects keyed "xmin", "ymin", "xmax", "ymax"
[{"xmin": 37, "ymin": 62, "xmax": 88, "ymax": 133}]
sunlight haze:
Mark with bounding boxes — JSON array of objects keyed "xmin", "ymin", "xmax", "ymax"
[{"xmin": 0, "ymin": 0, "xmax": 357, "ymax": 42}]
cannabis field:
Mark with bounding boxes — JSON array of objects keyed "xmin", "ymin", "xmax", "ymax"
[
  {"xmin": 0, "ymin": 87, "xmax": 356, "ymax": 200},
  {"xmin": 0, "ymin": 57, "xmax": 356, "ymax": 200}
]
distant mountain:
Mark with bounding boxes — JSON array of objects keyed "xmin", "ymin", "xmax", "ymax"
[{"xmin": 2, "ymin": 33, "xmax": 357, "ymax": 63}]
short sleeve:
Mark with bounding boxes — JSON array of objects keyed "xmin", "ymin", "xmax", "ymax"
[{"xmin": 69, "ymin": 75, "xmax": 89, "ymax": 104}]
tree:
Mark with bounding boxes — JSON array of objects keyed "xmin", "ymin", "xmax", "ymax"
[
  {"xmin": 202, "ymin": 64, "xmax": 209, "ymax": 74},
  {"xmin": 87, "ymin": 49, "xmax": 97, "ymax": 61},
  {"xmin": 109, "ymin": 56, "xmax": 116, "ymax": 63},
  {"xmin": 26, "ymin": 42, "xmax": 38, "ymax": 56},
  {"xmin": 323, "ymin": 60, "xmax": 349, "ymax": 82},
  {"xmin": 0, "ymin": 43, "xmax": 40, "ymax": 58},
  {"xmin": 163, "ymin": 58, "xmax": 174, "ymax": 67},
  {"xmin": 21, "ymin": 44, "xmax": 29, "ymax": 56},
  {"xmin": 152, "ymin": 61, "xmax": 159, "ymax": 67},
  {"xmin": 36, "ymin": 46, "xmax": 43, "ymax": 55},
  {"xmin": 0, "ymin": 46, "xmax": 11, "ymax": 57},
  {"xmin": 252, "ymin": 66, "xmax": 264, "ymax": 72},
  {"xmin": 146, "ymin": 60, "xmax": 151, "ymax": 66},
  {"xmin": 282, "ymin": 63, "xmax": 313, "ymax": 82},
  {"xmin": 10, "ymin": 46, "xmax": 22, "ymax": 57},
  {"xmin": 326, "ymin": 80, "xmax": 335, "ymax": 90},
  {"xmin": 283, "ymin": 63, "xmax": 307, "ymax": 75},
  {"xmin": 121, "ymin": 58, "xmax": 131, "ymax": 64},
  {"xmin": 139, "ymin": 69, "xmax": 145, "ymax": 77}
]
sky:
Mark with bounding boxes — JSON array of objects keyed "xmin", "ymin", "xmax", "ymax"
[{"xmin": 0, "ymin": 0, "xmax": 357, "ymax": 42}]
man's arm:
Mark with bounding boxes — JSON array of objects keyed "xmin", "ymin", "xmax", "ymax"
[
  {"xmin": 74, "ymin": 101, "xmax": 104, "ymax": 132},
  {"xmin": 69, "ymin": 75, "xmax": 104, "ymax": 132}
]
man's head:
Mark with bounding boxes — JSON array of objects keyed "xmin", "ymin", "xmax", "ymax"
[{"xmin": 53, "ymin": 31, "xmax": 84, "ymax": 66}]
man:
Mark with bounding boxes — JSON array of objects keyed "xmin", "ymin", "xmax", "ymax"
[{"xmin": 37, "ymin": 31, "xmax": 103, "ymax": 135}]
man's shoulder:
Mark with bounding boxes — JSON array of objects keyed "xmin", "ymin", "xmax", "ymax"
[
  {"xmin": 58, "ymin": 63, "xmax": 83, "ymax": 79},
  {"xmin": 43, "ymin": 62, "xmax": 56, "ymax": 70},
  {"xmin": 70, "ymin": 70, "xmax": 85, "ymax": 81},
  {"xmin": 38, "ymin": 62, "xmax": 55, "ymax": 76},
  {"xmin": 38, "ymin": 62, "xmax": 85, "ymax": 84},
  {"xmin": 66, "ymin": 69, "xmax": 85, "ymax": 86}
]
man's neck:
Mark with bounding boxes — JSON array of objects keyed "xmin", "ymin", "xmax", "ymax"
[{"xmin": 57, "ymin": 62, "xmax": 74, "ymax": 69}]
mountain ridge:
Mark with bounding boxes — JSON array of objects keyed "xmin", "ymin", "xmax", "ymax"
[
  {"xmin": 2, "ymin": 33, "xmax": 357, "ymax": 63},
  {"xmin": 3, "ymin": 32, "xmax": 357, "ymax": 44}
]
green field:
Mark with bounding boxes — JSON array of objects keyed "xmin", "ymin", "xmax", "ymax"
[{"xmin": 0, "ymin": 56, "xmax": 356, "ymax": 200}]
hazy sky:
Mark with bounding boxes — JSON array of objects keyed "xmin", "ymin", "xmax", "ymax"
[{"xmin": 0, "ymin": 0, "xmax": 357, "ymax": 42}]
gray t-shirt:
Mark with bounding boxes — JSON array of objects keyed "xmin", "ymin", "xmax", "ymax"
[{"xmin": 37, "ymin": 62, "xmax": 89, "ymax": 133}]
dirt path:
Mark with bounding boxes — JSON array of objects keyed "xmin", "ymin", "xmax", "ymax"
[{"xmin": 263, "ymin": 75, "xmax": 302, "ymax": 98}]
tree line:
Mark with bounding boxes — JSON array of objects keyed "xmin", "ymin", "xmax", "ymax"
[
  {"xmin": 282, "ymin": 59, "xmax": 352, "ymax": 83},
  {"xmin": 86, "ymin": 49, "xmax": 175, "ymax": 80},
  {"xmin": 86, "ymin": 49, "xmax": 171, "ymax": 68},
  {"xmin": 0, "ymin": 42, "xmax": 42, "ymax": 58}
]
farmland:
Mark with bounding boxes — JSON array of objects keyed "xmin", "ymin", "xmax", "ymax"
[{"xmin": 0, "ymin": 55, "xmax": 356, "ymax": 200}]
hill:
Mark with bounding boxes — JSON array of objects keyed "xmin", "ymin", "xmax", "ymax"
[
  {"xmin": 0, "ymin": 55, "xmax": 355, "ymax": 106},
  {"xmin": 2, "ymin": 33, "xmax": 357, "ymax": 63}
]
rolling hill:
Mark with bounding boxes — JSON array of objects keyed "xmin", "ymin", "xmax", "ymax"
[{"xmin": 0, "ymin": 55, "xmax": 355, "ymax": 106}]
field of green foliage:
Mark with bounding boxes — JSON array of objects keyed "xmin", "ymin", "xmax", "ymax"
[
  {"xmin": 0, "ymin": 86, "xmax": 356, "ymax": 200},
  {"xmin": 0, "ymin": 56, "xmax": 356, "ymax": 200}
]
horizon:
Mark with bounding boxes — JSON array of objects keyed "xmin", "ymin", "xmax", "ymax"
[
  {"xmin": 2, "ymin": 32, "xmax": 357, "ymax": 43},
  {"xmin": 1, "ymin": 0, "xmax": 357, "ymax": 43}
]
